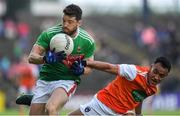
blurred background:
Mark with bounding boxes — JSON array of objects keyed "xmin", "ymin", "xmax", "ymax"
[{"xmin": 0, "ymin": 0, "xmax": 180, "ymax": 115}]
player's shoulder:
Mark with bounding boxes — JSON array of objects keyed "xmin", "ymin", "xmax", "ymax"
[
  {"xmin": 135, "ymin": 65, "xmax": 149, "ymax": 72},
  {"xmin": 135, "ymin": 65, "xmax": 149, "ymax": 77},
  {"xmin": 45, "ymin": 24, "xmax": 62, "ymax": 35},
  {"xmin": 120, "ymin": 64, "xmax": 149, "ymax": 71},
  {"xmin": 79, "ymin": 27, "xmax": 95, "ymax": 44},
  {"xmin": 120, "ymin": 64, "xmax": 136, "ymax": 71}
]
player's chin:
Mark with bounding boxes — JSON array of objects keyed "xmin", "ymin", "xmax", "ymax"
[
  {"xmin": 63, "ymin": 29, "xmax": 69, "ymax": 34},
  {"xmin": 150, "ymin": 80, "xmax": 159, "ymax": 86}
]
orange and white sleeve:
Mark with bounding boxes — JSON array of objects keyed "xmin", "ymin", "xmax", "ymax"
[{"xmin": 117, "ymin": 64, "xmax": 137, "ymax": 81}]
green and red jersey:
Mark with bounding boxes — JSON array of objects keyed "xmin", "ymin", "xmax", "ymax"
[{"xmin": 35, "ymin": 24, "xmax": 96, "ymax": 84}]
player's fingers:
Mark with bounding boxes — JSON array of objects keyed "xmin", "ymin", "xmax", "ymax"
[
  {"xmin": 71, "ymin": 61, "xmax": 79, "ymax": 69},
  {"xmin": 52, "ymin": 48, "xmax": 56, "ymax": 52},
  {"xmin": 56, "ymin": 51, "xmax": 66, "ymax": 56}
]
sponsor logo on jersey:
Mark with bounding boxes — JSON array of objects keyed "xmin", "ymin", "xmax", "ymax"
[{"xmin": 131, "ymin": 90, "xmax": 147, "ymax": 102}]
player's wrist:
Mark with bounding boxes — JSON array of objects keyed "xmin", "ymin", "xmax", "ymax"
[
  {"xmin": 82, "ymin": 60, "xmax": 87, "ymax": 67},
  {"xmin": 43, "ymin": 55, "xmax": 47, "ymax": 63}
]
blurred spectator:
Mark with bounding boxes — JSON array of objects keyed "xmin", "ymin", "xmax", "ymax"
[
  {"xmin": 155, "ymin": 22, "xmax": 179, "ymax": 66},
  {"xmin": 0, "ymin": 19, "xmax": 4, "ymax": 38},
  {"xmin": 17, "ymin": 22, "xmax": 30, "ymax": 39},
  {"xmin": 0, "ymin": 56, "xmax": 10, "ymax": 77},
  {"xmin": 13, "ymin": 42, "xmax": 23, "ymax": 60},
  {"xmin": 133, "ymin": 22, "xmax": 144, "ymax": 47},
  {"xmin": 141, "ymin": 26, "xmax": 158, "ymax": 52},
  {"xmin": 166, "ymin": 22, "xmax": 179, "ymax": 65},
  {"xmin": 4, "ymin": 19, "xmax": 17, "ymax": 40},
  {"xmin": 156, "ymin": 25, "xmax": 171, "ymax": 56},
  {"xmin": 8, "ymin": 54, "xmax": 38, "ymax": 94},
  {"xmin": 17, "ymin": 21, "xmax": 31, "ymax": 53},
  {"xmin": 8, "ymin": 54, "xmax": 38, "ymax": 115}
]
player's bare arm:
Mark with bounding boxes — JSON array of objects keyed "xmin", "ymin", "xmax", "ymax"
[
  {"xmin": 135, "ymin": 102, "xmax": 142, "ymax": 115},
  {"xmin": 87, "ymin": 60, "xmax": 118, "ymax": 75},
  {"xmin": 28, "ymin": 44, "xmax": 46, "ymax": 64}
]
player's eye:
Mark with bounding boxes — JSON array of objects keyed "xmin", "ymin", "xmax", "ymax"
[
  {"xmin": 68, "ymin": 20, "xmax": 75, "ymax": 24},
  {"xmin": 153, "ymin": 69, "xmax": 158, "ymax": 74},
  {"xmin": 159, "ymin": 74, "xmax": 166, "ymax": 79}
]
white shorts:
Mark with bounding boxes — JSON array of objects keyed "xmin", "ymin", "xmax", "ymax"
[
  {"xmin": 80, "ymin": 95, "xmax": 120, "ymax": 115},
  {"xmin": 32, "ymin": 80, "xmax": 77, "ymax": 103},
  {"xmin": 80, "ymin": 95, "xmax": 135, "ymax": 115}
]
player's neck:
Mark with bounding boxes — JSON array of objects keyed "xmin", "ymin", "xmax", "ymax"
[{"xmin": 70, "ymin": 28, "xmax": 79, "ymax": 39}]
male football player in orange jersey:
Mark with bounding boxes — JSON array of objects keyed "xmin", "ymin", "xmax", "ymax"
[{"xmin": 69, "ymin": 56, "xmax": 171, "ymax": 116}]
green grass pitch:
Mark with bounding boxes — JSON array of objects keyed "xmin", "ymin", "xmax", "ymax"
[{"xmin": 1, "ymin": 108, "xmax": 180, "ymax": 115}]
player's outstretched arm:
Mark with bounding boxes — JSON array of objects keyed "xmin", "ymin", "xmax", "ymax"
[{"xmin": 87, "ymin": 60, "xmax": 118, "ymax": 75}]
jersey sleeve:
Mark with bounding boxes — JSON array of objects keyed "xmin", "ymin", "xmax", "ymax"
[
  {"xmin": 118, "ymin": 64, "xmax": 137, "ymax": 81},
  {"xmin": 85, "ymin": 41, "xmax": 96, "ymax": 59},
  {"xmin": 35, "ymin": 31, "xmax": 50, "ymax": 49}
]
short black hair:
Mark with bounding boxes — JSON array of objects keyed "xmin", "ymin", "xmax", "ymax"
[
  {"xmin": 154, "ymin": 56, "xmax": 171, "ymax": 72},
  {"xmin": 63, "ymin": 4, "xmax": 82, "ymax": 20}
]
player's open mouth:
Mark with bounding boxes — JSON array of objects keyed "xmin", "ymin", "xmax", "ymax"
[{"xmin": 151, "ymin": 79, "xmax": 158, "ymax": 85}]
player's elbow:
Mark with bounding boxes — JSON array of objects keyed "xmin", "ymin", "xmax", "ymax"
[
  {"xmin": 106, "ymin": 64, "xmax": 118, "ymax": 75},
  {"xmin": 28, "ymin": 54, "xmax": 34, "ymax": 63}
]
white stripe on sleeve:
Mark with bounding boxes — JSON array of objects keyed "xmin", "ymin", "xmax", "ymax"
[{"xmin": 118, "ymin": 64, "xmax": 137, "ymax": 81}]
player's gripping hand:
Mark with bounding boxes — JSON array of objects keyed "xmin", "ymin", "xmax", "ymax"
[
  {"xmin": 43, "ymin": 48, "xmax": 66, "ymax": 64},
  {"xmin": 71, "ymin": 59, "xmax": 87, "ymax": 76}
]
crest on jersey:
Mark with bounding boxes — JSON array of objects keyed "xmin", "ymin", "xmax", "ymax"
[
  {"xmin": 77, "ymin": 46, "xmax": 81, "ymax": 52},
  {"xmin": 137, "ymin": 70, "xmax": 148, "ymax": 77},
  {"xmin": 84, "ymin": 106, "xmax": 91, "ymax": 112}
]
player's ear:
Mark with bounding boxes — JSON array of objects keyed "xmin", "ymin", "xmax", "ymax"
[
  {"xmin": 150, "ymin": 64, "xmax": 154, "ymax": 71},
  {"xmin": 77, "ymin": 20, "xmax": 82, "ymax": 26},
  {"xmin": 151, "ymin": 64, "xmax": 155, "ymax": 67}
]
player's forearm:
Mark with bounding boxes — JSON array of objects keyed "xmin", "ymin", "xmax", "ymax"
[
  {"xmin": 87, "ymin": 61, "xmax": 118, "ymax": 74},
  {"xmin": 135, "ymin": 102, "xmax": 142, "ymax": 116},
  {"xmin": 83, "ymin": 66, "xmax": 93, "ymax": 75},
  {"xmin": 28, "ymin": 53, "xmax": 44, "ymax": 64},
  {"xmin": 28, "ymin": 44, "xmax": 46, "ymax": 64}
]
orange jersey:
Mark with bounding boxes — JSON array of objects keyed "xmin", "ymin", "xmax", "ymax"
[
  {"xmin": 17, "ymin": 64, "xmax": 37, "ymax": 89},
  {"xmin": 97, "ymin": 64, "xmax": 157, "ymax": 114}
]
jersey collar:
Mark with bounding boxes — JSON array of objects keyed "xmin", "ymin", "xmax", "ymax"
[{"xmin": 72, "ymin": 27, "xmax": 79, "ymax": 40}]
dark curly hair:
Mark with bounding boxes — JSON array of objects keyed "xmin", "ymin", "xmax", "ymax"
[
  {"xmin": 154, "ymin": 56, "xmax": 171, "ymax": 72},
  {"xmin": 63, "ymin": 4, "xmax": 82, "ymax": 21}
]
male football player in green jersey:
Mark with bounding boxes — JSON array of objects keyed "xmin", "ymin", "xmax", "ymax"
[{"xmin": 16, "ymin": 4, "xmax": 95, "ymax": 115}]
